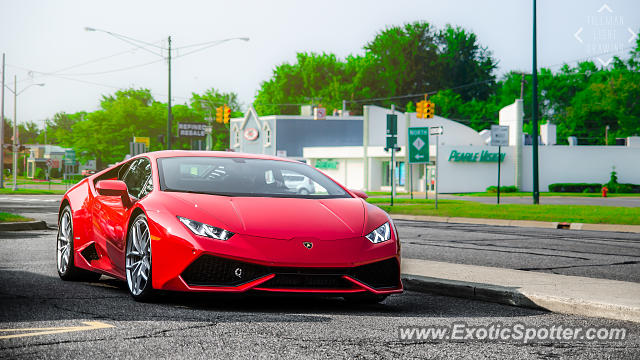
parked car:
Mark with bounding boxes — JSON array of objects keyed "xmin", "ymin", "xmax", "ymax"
[
  {"xmin": 282, "ymin": 170, "xmax": 316, "ymax": 195},
  {"xmin": 56, "ymin": 151, "xmax": 402, "ymax": 303}
]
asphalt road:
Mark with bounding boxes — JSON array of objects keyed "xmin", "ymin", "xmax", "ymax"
[
  {"xmin": 1, "ymin": 229, "xmax": 639, "ymax": 359},
  {"xmin": 0, "ymin": 195, "xmax": 61, "ymax": 227},
  {"xmin": 2, "ymin": 195, "xmax": 639, "ymax": 282},
  {"xmin": 397, "ymin": 220, "xmax": 640, "ymax": 283}
]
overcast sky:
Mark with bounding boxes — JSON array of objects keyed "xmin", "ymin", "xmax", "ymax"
[{"xmin": 1, "ymin": 0, "xmax": 639, "ymax": 127}]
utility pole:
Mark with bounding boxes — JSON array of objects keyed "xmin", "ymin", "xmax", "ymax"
[
  {"xmin": 605, "ymin": 125, "xmax": 610, "ymax": 145},
  {"xmin": 0, "ymin": 53, "xmax": 5, "ymax": 188},
  {"xmin": 390, "ymin": 104, "xmax": 395, "ymax": 206},
  {"xmin": 531, "ymin": 0, "xmax": 540, "ymax": 204},
  {"xmin": 520, "ymin": 73, "xmax": 525, "ymax": 100},
  {"xmin": 12, "ymin": 75, "xmax": 17, "ymax": 191},
  {"xmin": 167, "ymin": 36, "xmax": 172, "ymax": 150}
]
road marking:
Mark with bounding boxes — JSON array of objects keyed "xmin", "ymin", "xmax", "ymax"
[{"xmin": 0, "ymin": 321, "xmax": 113, "ymax": 340}]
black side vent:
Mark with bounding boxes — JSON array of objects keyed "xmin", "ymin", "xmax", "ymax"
[{"xmin": 81, "ymin": 243, "xmax": 100, "ymax": 262}]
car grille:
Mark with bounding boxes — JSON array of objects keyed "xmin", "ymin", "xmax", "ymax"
[
  {"xmin": 180, "ymin": 255, "xmax": 400, "ymax": 289},
  {"xmin": 180, "ymin": 255, "xmax": 271, "ymax": 287}
]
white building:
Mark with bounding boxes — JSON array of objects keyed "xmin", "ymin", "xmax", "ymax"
[{"xmin": 302, "ymin": 101, "xmax": 640, "ymax": 193}]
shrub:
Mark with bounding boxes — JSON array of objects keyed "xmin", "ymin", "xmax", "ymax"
[
  {"xmin": 486, "ymin": 185, "xmax": 518, "ymax": 193},
  {"xmin": 49, "ymin": 168, "xmax": 62, "ymax": 179},
  {"xmin": 548, "ymin": 183, "xmax": 602, "ymax": 193},
  {"xmin": 34, "ymin": 167, "xmax": 46, "ymax": 180}
]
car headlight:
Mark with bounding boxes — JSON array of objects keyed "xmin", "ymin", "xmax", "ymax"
[
  {"xmin": 365, "ymin": 222, "xmax": 391, "ymax": 244},
  {"xmin": 177, "ymin": 216, "xmax": 234, "ymax": 240}
]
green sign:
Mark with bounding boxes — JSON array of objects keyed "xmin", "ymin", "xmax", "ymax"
[
  {"xmin": 408, "ymin": 127, "xmax": 429, "ymax": 163},
  {"xmin": 64, "ymin": 149, "xmax": 76, "ymax": 165},
  {"xmin": 316, "ymin": 159, "xmax": 338, "ymax": 170},
  {"xmin": 448, "ymin": 150, "xmax": 505, "ymax": 162}
]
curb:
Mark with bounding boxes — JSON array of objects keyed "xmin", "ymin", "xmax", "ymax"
[
  {"xmin": 401, "ymin": 274, "xmax": 640, "ymax": 323},
  {"xmin": 0, "ymin": 221, "xmax": 49, "ymax": 231},
  {"xmin": 391, "ymin": 214, "xmax": 640, "ymax": 233}
]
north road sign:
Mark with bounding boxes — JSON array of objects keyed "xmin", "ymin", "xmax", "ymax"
[{"xmin": 408, "ymin": 127, "xmax": 429, "ymax": 164}]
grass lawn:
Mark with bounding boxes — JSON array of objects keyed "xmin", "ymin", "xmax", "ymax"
[
  {"xmin": 366, "ymin": 191, "xmax": 409, "ymax": 196},
  {"xmin": 450, "ymin": 191, "xmax": 640, "ymax": 198},
  {"xmin": 0, "ymin": 188, "xmax": 66, "ymax": 195},
  {"xmin": 367, "ymin": 198, "xmax": 640, "ymax": 225},
  {"xmin": 0, "ymin": 212, "xmax": 33, "ymax": 223}
]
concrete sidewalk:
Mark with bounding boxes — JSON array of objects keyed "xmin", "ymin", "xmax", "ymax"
[
  {"xmin": 401, "ymin": 258, "xmax": 640, "ymax": 323},
  {"xmin": 391, "ymin": 214, "xmax": 640, "ymax": 233}
]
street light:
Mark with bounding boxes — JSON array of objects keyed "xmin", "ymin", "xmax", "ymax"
[
  {"xmin": 85, "ymin": 27, "xmax": 249, "ymax": 150},
  {"xmin": 3, "ymin": 77, "xmax": 45, "ymax": 190}
]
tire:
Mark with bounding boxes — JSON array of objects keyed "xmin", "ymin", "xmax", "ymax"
[
  {"xmin": 299, "ymin": 188, "xmax": 310, "ymax": 195},
  {"xmin": 57, "ymin": 206, "xmax": 102, "ymax": 282},
  {"xmin": 126, "ymin": 213, "xmax": 154, "ymax": 302},
  {"xmin": 343, "ymin": 293, "xmax": 389, "ymax": 304}
]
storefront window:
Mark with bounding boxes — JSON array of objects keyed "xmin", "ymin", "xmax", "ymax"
[{"xmin": 382, "ymin": 161, "xmax": 405, "ymax": 187}]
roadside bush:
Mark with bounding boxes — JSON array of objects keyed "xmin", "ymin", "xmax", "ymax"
[
  {"xmin": 604, "ymin": 169, "xmax": 640, "ymax": 193},
  {"xmin": 548, "ymin": 183, "xmax": 602, "ymax": 193},
  {"xmin": 49, "ymin": 168, "xmax": 62, "ymax": 179},
  {"xmin": 486, "ymin": 185, "xmax": 518, "ymax": 193},
  {"xmin": 34, "ymin": 167, "xmax": 46, "ymax": 180}
]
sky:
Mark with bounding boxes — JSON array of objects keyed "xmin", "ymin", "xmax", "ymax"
[{"xmin": 1, "ymin": 0, "xmax": 639, "ymax": 127}]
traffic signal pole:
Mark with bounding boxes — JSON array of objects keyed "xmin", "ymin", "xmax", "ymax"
[
  {"xmin": 531, "ymin": 0, "xmax": 540, "ymax": 204},
  {"xmin": 12, "ymin": 75, "xmax": 17, "ymax": 191},
  {"xmin": 0, "ymin": 53, "xmax": 5, "ymax": 189},
  {"xmin": 167, "ymin": 36, "xmax": 173, "ymax": 150}
]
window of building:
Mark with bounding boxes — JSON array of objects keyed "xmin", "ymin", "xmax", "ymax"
[{"xmin": 263, "ymin": 123, "xmax": 272, "ymax": 147}]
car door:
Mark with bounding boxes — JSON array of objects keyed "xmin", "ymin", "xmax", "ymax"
[{"xmin": 92, "ymin": 158, "xmax": 152, "ymax": 276}]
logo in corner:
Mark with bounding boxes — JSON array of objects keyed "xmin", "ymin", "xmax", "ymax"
[{"xmin": 302, "ymin": 242, "xmax": 313, "ymax": 250}]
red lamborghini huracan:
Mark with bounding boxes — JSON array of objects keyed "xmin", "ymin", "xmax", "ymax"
[{"xmin": 57, "ymin": 151, "xmax": 402, "ymax": 302}]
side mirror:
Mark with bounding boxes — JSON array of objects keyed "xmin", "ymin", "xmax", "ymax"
[
  {"xmin": 350, "ymin": 189, "xmax": 368, "ymax": 200},
  {"xmin": 96, "ymin": 180, "xmax": 132, "ymax": 207}
]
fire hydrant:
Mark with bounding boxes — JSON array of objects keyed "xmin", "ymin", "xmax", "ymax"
[{"xmin": 601, "ymin": 186, "xmax": 608, "ymax": 197}]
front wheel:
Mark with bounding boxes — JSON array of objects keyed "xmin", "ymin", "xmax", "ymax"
[
  {"xmin": 57, "ymin": 206, "xmax": 101, "ymax": 281},
  {"xmin": 126, "ymin": 213, "xmax": 154, "ymax": 301}
]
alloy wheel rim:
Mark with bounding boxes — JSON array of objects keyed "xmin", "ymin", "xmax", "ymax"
[
  {"xmin": 57, "ymin": 211, "xmax": 71, "ymax": 274},
  {"xmin": 126, "ymin": 217, "xmax": 151, "ymax": 296}
]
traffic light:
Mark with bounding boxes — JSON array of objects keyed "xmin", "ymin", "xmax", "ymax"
[
  {"xmin": 223, "ymin": 105, "xmax": 231, "ymax": 124},
  {"xmin": 416, "ymin": 100, "xmax": 426, "ymax": 119},
  {"xmin": 425, "ymin": 100, "xmax": 435, "ymax": 118},
  {"xmin": 215, "ymin": 106, "xmax": 224, "ymax": 123}
]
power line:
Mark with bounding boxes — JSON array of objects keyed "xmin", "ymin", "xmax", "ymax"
[
  {"xmin": 48, "ymin": 59, "xmax": 165, "ymax": 77},
  {"xmin": 7, "ymin": 40, "xmax": 165, "ymax": 83}
]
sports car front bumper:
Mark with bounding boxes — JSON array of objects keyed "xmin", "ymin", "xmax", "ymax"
[{"xmin": 150, "ymin": 220, "xmax": 403, "ymax": 295}]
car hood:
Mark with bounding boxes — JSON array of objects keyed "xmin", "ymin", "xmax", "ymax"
[{"xmin": 163, "ymin": 192, "xmax": 367, "ymax": 240}]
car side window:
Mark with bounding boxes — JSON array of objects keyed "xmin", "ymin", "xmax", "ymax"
[{"xmin": 122, "ymin": 158, "xmax": 152, "ymax": 199}]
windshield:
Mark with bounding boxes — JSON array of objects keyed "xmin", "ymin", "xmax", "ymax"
[{"xmin": 157, "ymin": 156, "xmax": 351, "ymax": 199}]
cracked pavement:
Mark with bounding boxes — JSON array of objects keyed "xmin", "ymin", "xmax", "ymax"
[{"xmin": 1, "ymin": 228, "xmax": 640, "ymax": 359}]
